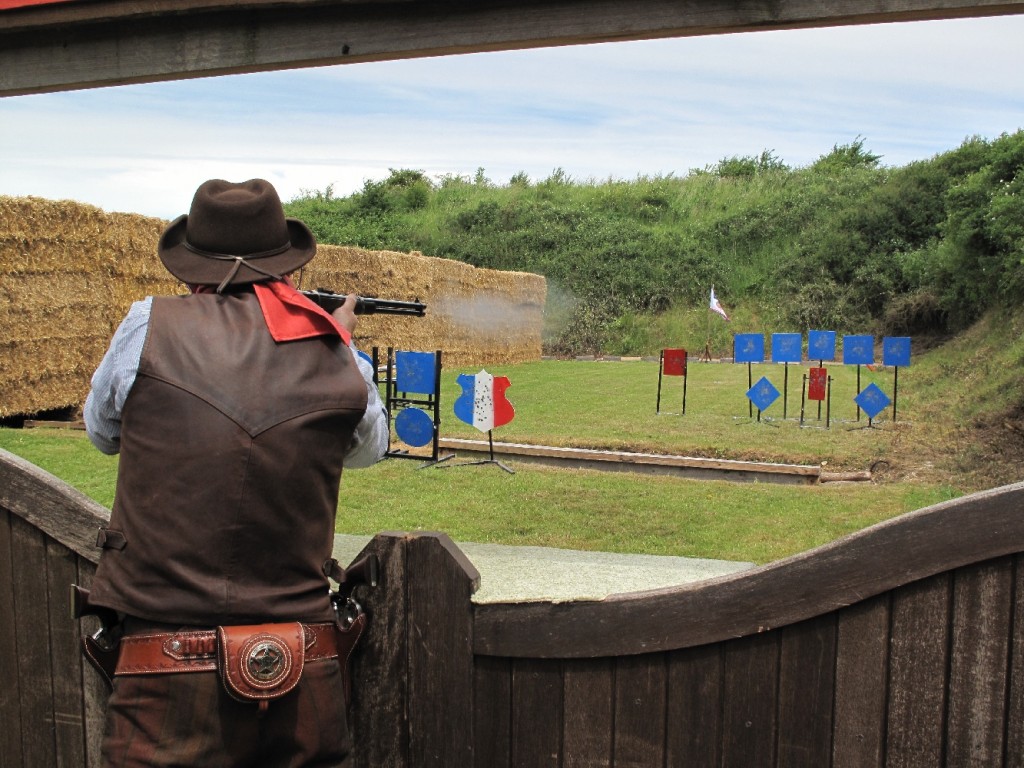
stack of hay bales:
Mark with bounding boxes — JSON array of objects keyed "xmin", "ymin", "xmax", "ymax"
[
  {"xmin": 0, "ymin": 196, "xmax": 545, "ymax": 419},
  {"xmin": 0, "ymin": 196, "xmax": 175, "ymax": 420},
  {"xmin": 304, "ymin": 246, "xmax": 546, "ymax": 366}
]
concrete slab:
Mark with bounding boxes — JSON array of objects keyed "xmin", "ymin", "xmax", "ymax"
[{"xmin": 333, "ymin": 534, "xmax": 754, "ymax": 605}]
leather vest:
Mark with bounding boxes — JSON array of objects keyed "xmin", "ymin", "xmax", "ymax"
[{"xmin": 89, "ymin": 291, "xmax": 368, "ymax": 625}]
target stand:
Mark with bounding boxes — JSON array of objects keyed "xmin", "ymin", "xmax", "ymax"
[
  {"xmin": 799, "ymin": 367, "xmax": 832, "ymax": 429},
  {"xmin": 656, "ymin": 348, "xmax": 688, "ymax": 415},
  {"xmin": 374, "ymin": 347, "xmax": 455, "ymax": 468},
  {"xmin": 848, "ymin": 383, "xmax": 891, "ymax": 431},
  {"xmin": 438, "ymin": 429, "xmax": 515, "ymax": 474},
  {"xmin": 740, "ymin": 375, "xmax": 781, "ymax": 427}
]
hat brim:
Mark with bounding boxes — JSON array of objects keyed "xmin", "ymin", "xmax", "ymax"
[{"xmin": 157, "ymin": 215, "xmax": 317, "ymax": 287}]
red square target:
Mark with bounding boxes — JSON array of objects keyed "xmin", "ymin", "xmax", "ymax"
[
  {"xmin": 662, "ymin": 349, "xmax": 687, "ymax": 376},
  {"xmin": 808, "ymin": 367, "xmax": 827, "ymax": 401}
]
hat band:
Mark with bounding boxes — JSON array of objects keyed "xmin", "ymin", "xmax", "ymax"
[
  {"xmin": 183, "ymin": 240, "xmax": 292, "ymax": 293},
  {"xmin": 183, "ymin": 240, "xmax": 293, "ymax": 261}
]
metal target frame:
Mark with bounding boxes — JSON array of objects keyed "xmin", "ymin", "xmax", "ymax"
[{"xmin": 373, "ymin": 346, "xmax": 455, "ymax": 468}]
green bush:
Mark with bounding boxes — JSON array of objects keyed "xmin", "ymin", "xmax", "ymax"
[{"xmin": 284, "ymin": 131, "xmax": 1024, "ymax": 353}]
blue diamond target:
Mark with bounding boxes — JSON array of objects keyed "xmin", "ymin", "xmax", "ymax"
[
  {"xmin": 855, "ymin": 383, "xmax": 891, "ymax": 420},
  {"xmin": 747, "ymin": 376, "xmax": 780, "ymax": 412}
]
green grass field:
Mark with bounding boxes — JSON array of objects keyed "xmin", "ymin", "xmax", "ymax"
[
  {"xmin": 439, "ymin": 358, "xmax": 907, "ymax": 469},
  {"xmin": 0, "ymin": 353, "xmax": 974, "ymax": 565}
]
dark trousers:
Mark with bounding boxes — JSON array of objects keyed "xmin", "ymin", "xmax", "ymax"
[{"xmin": 101, "ymin": 659, "xmax": 351, "ymax": 767}]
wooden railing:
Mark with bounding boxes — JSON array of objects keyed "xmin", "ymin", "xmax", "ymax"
[
  {"xmin": 3, "ymin": 446, "xmax": 1023, "ymax": 767},
  {"xmin": 0, "ymin": 448, "xmax": 109, "ymax": 768}
]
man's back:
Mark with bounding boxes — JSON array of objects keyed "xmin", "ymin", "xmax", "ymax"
[{"xmin": 90, "ymin": 290, "xmax": 368, "ymax": 625}]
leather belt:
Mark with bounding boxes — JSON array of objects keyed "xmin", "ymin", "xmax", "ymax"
[{"xmin": 115, "ymin": 622, "xmax": 339, "ymax": 676}]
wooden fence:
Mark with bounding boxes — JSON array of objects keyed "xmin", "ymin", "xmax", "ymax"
[{"xmin": 3, "ymin": 445, "xmax": 1024, "ymax": 766}]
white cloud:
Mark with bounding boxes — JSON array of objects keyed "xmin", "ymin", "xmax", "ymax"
[{"xmin": 1, "ymin": 13, "xmax": 1022, "ymax": 218}]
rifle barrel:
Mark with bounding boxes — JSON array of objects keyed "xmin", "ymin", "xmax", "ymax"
[{"xmin": 300, "ymin": 289, "xmax": 426, "ymax": 317}]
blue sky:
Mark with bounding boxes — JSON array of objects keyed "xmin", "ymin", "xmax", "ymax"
[{"xmin": 1, "ymin": 13, "xmax": 1023, "ymax": 219}]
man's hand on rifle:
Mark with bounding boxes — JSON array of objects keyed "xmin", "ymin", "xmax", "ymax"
[{"xmin": 331, "ymin": 294, "xmax": 360, "ymax": 335}]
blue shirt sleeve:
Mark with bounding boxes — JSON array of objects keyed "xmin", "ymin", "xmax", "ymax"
[
  {"xmin": 83, "ymin": 298, "xmax": 152, "ymax": 455},
  {"xmin": 344, "ymin": 342, "xmax": 390, "ymax": 468}
]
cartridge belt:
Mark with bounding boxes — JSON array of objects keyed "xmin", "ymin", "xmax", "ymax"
[{"xmin": 115, "ymin": 621, "xmax": 339, "ymax": 676}]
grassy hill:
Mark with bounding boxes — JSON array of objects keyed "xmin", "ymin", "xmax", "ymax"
[
  {"xmin": 901, "ymin": 306, "xmax": 1024, "ymax": 490},
  {"xmin": 285, "ymin": 132, "xmax": 1024, "ymax": 361}
]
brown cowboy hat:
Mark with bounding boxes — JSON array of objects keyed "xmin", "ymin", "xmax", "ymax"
[{"xmin": 158, "ymin": 178, "xmax": 316, "ymax": 290}]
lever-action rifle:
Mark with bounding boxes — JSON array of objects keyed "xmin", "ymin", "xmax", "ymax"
[{"xmin": 301, "ymin": 288, "xmax": 426, "ymax": 317}]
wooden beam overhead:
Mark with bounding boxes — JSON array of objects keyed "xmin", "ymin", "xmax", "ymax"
[{"xmin": 2, "ymin": 0, "xmax": 1024, "ymax": 97}]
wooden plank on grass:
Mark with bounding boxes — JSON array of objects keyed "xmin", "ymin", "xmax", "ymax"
[{"xmin": 439, "ymin": 438, "xmax": 820, "ymax": 476}]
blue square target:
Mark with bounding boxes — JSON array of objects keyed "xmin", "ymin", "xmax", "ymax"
[
  {"xmin": 395, "ymin": 351, "xmax": 437, "ymax": 395},
  {"xmin": 734, "ymin": 334, "xmax": 765, "ymax": 364},
  {"xmin": 883, "ymin": 337, "xmax": 911, "ymax": 367},
  {"xmin": 807, "ymin": 330, "xmax": 837, "ymax": 362},
  {"xmin": 771, "ymin": 333, "xmax": 803, "ymax": 364},
  {"xmin": 842, "ymin": 335, "xmax": 875, "ymax": 366}
]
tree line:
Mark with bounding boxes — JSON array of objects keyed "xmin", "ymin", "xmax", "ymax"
[{"xmin": 284, "ymin": 131, "xmax": 1024, "ymax": 356}]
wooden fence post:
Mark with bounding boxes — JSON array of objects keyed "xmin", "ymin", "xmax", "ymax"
[
  {"xmin": 350, "ymin": 532, "xmax": 410, "ymax": 768},
  {"xmin": 0, "ymin": 508, "xmax": 25, "ymax": 767},
  {"xmin": 0, "ymin": 449, "xmax": 110, "ymax": 768},
  {"xmin": 407, "ymin": 533, "xmax": 480, "ymax": 768},
  {"xmin": 349, "ymin": 531, "xmax": 479, "ymax": 768}
]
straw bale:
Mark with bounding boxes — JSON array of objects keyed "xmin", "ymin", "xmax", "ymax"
[
  {"xmin": 1, "ymin": 196, "xmax": 545, "ymax": 418},
  {"xmin": 305, "ymin": 246, "xmax": 545, "ymax": 365}
]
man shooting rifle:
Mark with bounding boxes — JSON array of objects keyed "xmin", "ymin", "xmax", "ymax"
[{"xmin": 79, "ymin": 178, "xmax": 389, "ymax": 767}]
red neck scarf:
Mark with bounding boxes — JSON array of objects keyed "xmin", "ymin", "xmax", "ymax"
[
  {"xmin": 253, "ymin": 279, "xmax": 351, "ymax": 345},
  {"xmin": 191, "ymin": 280, "xmax": 350, "ymax": 344}
]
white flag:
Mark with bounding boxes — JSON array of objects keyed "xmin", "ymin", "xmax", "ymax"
[{"xmin": 709, "ymin": 286, "xmax": 730, "ymax": 321}]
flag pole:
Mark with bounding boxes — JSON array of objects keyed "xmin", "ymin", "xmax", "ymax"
[{"xmin": 705, "ymin": 285, "xmax": 712, "ymax": 361}]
